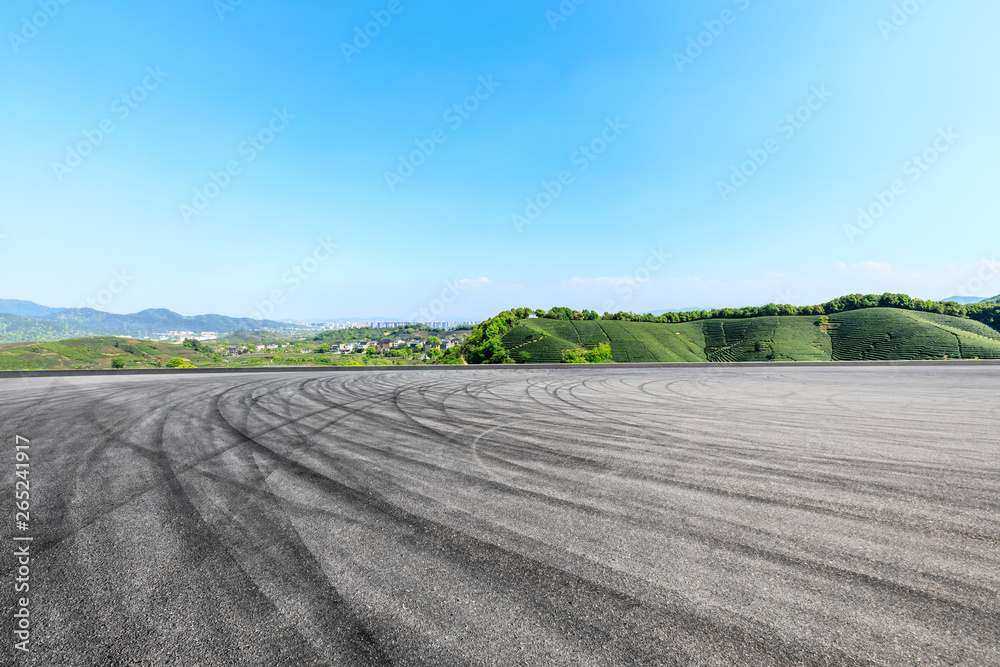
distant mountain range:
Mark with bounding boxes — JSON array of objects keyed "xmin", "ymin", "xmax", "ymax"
[
  {"xmin": 0, "ymin": 300, "xmax": 307, "ymax": 344},
  {"xmin": 0, "ymin": 299, "xmax": 66, "ymax": 318},
  {"xmin": 940, "ymin": 296, "xmax": 990, "ymax": 305}
]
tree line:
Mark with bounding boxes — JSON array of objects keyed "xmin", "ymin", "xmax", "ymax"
[{"xmin": 600, "ymin": 293, "xmax": 1000, "ymax": 328}]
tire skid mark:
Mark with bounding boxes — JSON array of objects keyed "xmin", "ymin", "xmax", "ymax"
[
  {"xmin": 3, "ymin": 368, "xmax": 998, "ymax": 665},
  {"xmin": 53, "ymin": 379, "xmax": 331, "ymax": 664},
  {"xmin": 211, "ymin": 379, "xmax": 867, "ymax": 666}
]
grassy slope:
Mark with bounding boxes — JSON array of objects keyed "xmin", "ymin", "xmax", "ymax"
[
  {"xmin": 0, "ymin": 337, "xmax": 216, "ymax": 370},
  {"xmin": 0, "ymin": 336, "xmax": 440, "ymax": 370},
  {"xmin": 508, "ymin": 308, "xmax": 1000, "ymax": 363},
  {"xmin": 10, "ymin": 309, "xmax": 1000, "ymax": 369}
]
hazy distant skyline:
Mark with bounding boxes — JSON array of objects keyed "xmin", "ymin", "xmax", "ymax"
[{"xmin": 3, "ymin": 1, "xmax": 998, "ymax": 320}]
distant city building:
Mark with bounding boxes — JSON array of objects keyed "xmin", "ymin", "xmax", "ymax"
[{"xmin": 308, "ymin": 320, "xmax": 481, "ymax": 330}]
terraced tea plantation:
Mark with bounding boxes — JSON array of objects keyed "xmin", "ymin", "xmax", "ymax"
[{"xmin": 501, "ymin": 308, "xmax": 1000, "ymax": 363}]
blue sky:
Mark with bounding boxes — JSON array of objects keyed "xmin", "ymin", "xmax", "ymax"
[{"xmin": 2, "ymin": 0, "xmax": 998, "ymax": 320}]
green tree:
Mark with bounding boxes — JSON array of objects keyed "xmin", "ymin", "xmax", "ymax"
[
  {"xmin": 565, "ymin": 343, "xmax": 613, "ymax": 363},
  {"xmin": 166, "ymin": 357, "xmax": 185, "ymax": 368},
  {"xmin": 544, "ymin": 307, "xmax": 575, "ymax": 320},
  {"xmin": 110, "ymin": 357, "xmax": 126, "ymax": 369},
  {"xmin": 435, "ymin": 345, "xmax": 466, "ymax": 364},
  {"xmin": 585, "ymin": 343, "xmax": 612, "ymax": 363},
  {"xmin": 463, "ymin": 309, "xmax": 525, "ymax": 363}
]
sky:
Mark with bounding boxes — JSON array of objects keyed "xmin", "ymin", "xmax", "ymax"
[{"xmin": 1, "ymin": 0, "xmax": 998, "ymax": 321}]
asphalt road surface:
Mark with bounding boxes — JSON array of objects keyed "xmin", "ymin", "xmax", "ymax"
[{"xmin": 2, "ymin": 366, "xmax": 998, "ymax": 665}]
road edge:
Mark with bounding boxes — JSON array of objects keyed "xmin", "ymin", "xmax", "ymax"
[{"xmin": 2, "ymin": 358, "xmax": 1000, "ymax": 379}]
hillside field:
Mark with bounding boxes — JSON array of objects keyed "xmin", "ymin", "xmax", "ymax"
[
  {"xmin": 0, "ymin": 337, "xmax": 218, "ymax": 371},
  {"xmin": 0, "ymin": 325, "xmax": 467, "ymax": 371},
  {"xmin": 501, "ymin": 308, "xmax": 1000, "ymax": 363}
]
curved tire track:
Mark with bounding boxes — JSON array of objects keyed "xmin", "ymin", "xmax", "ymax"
[{"xmin": 2, "ymin": 366, "xmax": 998, "ymax": 665}]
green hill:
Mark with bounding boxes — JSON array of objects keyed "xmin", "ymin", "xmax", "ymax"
[
  {"xmin": 0, "ymin": 337, "xmax": 221, "ymax": 371},
  {"xmin": 471, "ymin": 305, "xmax": 1000, "ymax": 364},
  {"xmin": 0, "ymin": 313, "xmax": 91, "ymax": 343}
]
